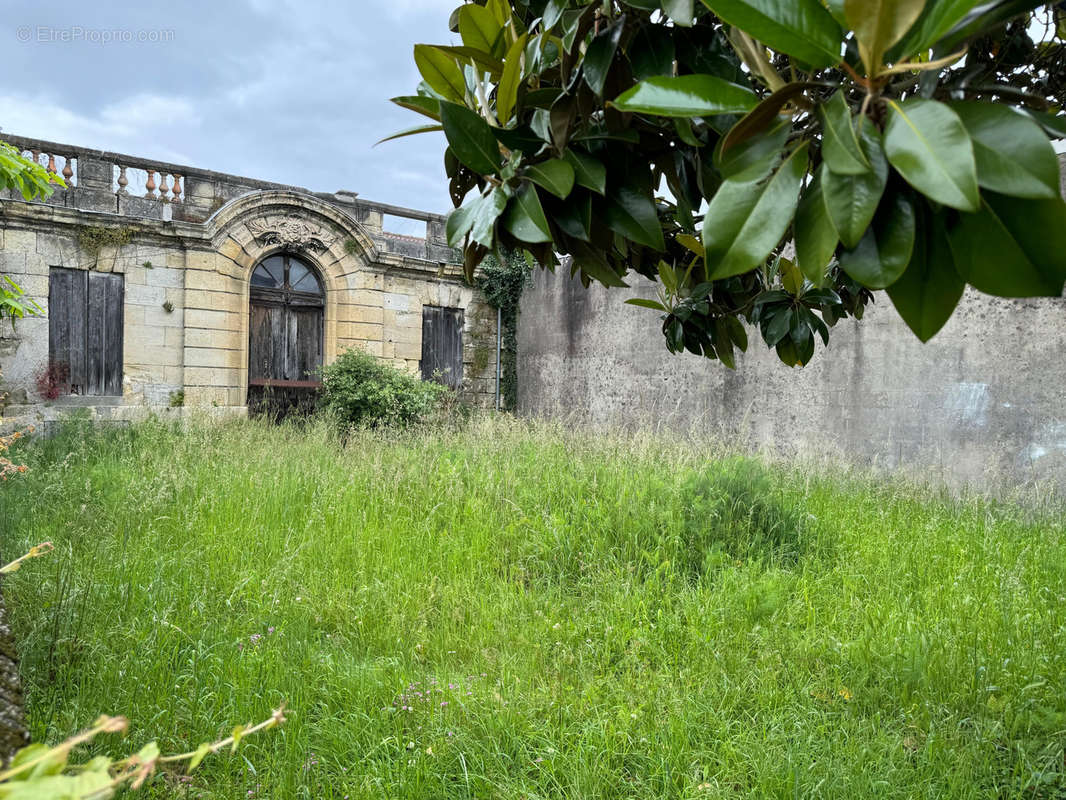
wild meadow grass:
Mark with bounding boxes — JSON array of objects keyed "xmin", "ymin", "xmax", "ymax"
[{"xmin": 2, "ymin": 414, "xmax": 1065, "ymax": 799}]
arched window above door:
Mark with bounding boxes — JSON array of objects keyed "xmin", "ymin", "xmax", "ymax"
[{"xmin": 250, "ymin": 254, "xmax": 323, "ymax": 296}]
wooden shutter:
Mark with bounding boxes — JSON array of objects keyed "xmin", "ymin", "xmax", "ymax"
[
  {"xmin": 48, "ymin": 268, "xmax": 123, "ymax": 396},
  {"xmin": 420, "ymin": 306, "xmax": 463, "ymax": 389}
]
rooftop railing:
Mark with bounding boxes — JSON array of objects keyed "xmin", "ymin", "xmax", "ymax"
[{"xmin": 0, "ymin": 132, "xmax": 456, "ymax": 264}]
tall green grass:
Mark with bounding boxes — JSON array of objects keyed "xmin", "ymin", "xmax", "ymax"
[{"xmin": 2, "ymin": 415, "xmax": 1065, "ymax": 799}]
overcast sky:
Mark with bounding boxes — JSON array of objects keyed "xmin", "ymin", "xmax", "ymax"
[{"xmin": 0, "ymin": 0, "xmax": 460, "ymax": 213}]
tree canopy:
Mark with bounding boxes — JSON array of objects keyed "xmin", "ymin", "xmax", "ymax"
[{"xmin": 391, "ymin": 0, "xmax": 1066, "ymax": 366}]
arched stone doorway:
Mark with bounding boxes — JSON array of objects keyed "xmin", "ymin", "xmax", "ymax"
[{"xmin": 247, "ymin": 252, "xmax": 324, "ymax": 411}]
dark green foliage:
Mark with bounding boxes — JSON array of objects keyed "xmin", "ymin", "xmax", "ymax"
[
  {"xmin": 395, "ymin": 0, "xmax": 1066, "ymax": 367},
  {"xmin": 475, "ymin": 249, "xmax": 532, "ymax": 410},
  {"xmin": 319, "ymin": 348, "xmax": 449, "ymax": 428},
  {"xmin": 679, "ymin": 457, "xmax": 808, "ymax": 575}
]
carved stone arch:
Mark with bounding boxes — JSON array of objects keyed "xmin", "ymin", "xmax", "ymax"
[{"xmin": 205, "ymin": 190, "xmax": 378, "ymax": 407}]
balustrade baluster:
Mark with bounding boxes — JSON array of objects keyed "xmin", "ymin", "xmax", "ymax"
[
  {"xmin": 62, "ymin": 156, "xmax": 74, "ymax": 184},
  {"xmin": 116, "ymin": 165, "xmax": 128, "ymax": 194},
  {"xmin": 158, "ymin": 172, "xmax": 170, "ymax": 202},
  {"xmin": 171, "ymin": 174, "xmax": 182, "ymax": 203},
  {"xmin": 145, "ymin": 169, "xmax": 156, "ymax": 198}
]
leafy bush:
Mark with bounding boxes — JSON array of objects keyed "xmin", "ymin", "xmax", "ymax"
[
  {"xmin": 679, "ymin": 457, "xmax": 807, "ymax": 575},
  {"xmin": 319, "ymin": 348, "xmax": 450, "ymax": 429}
]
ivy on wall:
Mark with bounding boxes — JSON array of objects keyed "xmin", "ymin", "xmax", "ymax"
[{"xmin": 475, "ymin": 250, "xmax": 531, "ymax": 411}]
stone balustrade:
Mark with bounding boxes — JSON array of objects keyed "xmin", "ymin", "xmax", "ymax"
[{"xmin": 0, "ymin": 133, "xmax": 456, "ymax": 264}]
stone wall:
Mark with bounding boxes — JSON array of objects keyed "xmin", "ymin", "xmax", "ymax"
[
  {"xmin": 518, "ymin": 246, "xmax": 1066, "ymax": 494},
  {"xmin": 0, "ymin": 136, "xmax": 497, "ymax": 426}
]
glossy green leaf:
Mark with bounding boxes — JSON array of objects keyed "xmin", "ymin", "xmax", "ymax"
[
  {"xmin": 794, "ymin": 172, "xmax": 838, "ymax": 285},
  {"xmin": 718, "ymin": 81, "xmax": 816, "ymax": 156},
  {"xmin": 937, "ymin": 0, "xmax": 1046, "ymax": 53},
  {"xmin": 584, "ymin": 19, "xmax": 624, "ymax": 97},
  {"xmin": 554, "ymin": 191, "xmax": 593, "ymax": 240},
  {"xmin": 390, "ymin": 95, "xmax": 441, "ymax": 122},
  {"xmin": 818, "ymin": 90, "xmax": 869, "ymax": 175},
  {"xmin": 821, "ymin": 122, "xmax": 888, "ymax": 248},
  {"xmin": 459, "ymin": 4, "xmax": 503, "ymax": 56},
  {"xmin": 563, "ymin": 149, "xmax": 607, "ymax": 195},
  {"xmin": 542, "ymin": 0, "xmax": 567, "ymax": 30},
  {"xmin": 628, "ymin": 24, "xmax": 676, "ymax": 80},
  {"xmin": 702, "ymin": 142, "xmax": 809, "ymax": 279},
  {"xmin": 469, "ymin": 187, "xmax": 509, "ymax": 247},
  {"xmin": 661, "ymin": 0, "xmax": 696, "ymax": 26},
  {"xmin": 570, "ymin": 240, "xmax": 630, "ymax": 287},
  {"xmin": 605, "ymin": 183, "xmax": 667, "ymax": 250},
  {"xmin": 949, "ymin": 101, "xmax": 1059, "ymax": 199},
  {"xmin": 446, "ymin": 201, "xmax": 476, "ymax": 247},
  {"xmin": 948, "ymin": 191, "xmax": 1066, "ymax": 297},
  {"xmin": 525, "ymin": 158, "xmax": 575, "ymax": 198},
  {"xmin": 626, "ymin": 297, "xmax": 669, "ymax": 310},
  {"xmin": 838, "ymin": 189, "xmax": 916, "ymax": 289},
  {"xmin": 497, "ymin": 33, "xmax": 529, "ymax": 123},
  {"xmin": 1023, "ymin": 109, "xmax": 1066, "ymax": 140},
  {"xmin": 610, "ymin": 74, "xmax": 758, "ymax": 117},
  {"xmin": 677, "ymin": 233, "xmax": 705, "ymax": 258},
  {"xmin": 892, "ymin": 0, "xmax": 979, "ymax": 60},
  {"xmin": 823, "ymin": 0, "xmax": 847, "ymax": 26},
  {"xmin": 699, "ymin": 0, "xmax": 843, "ymax": 68},
  {"xmin": 779, "ymin": 256, "xmax": 805, "ymax": 295},
  {"xmin": 717, "ymin": 119, "xmax": 791, "ymax": 181},
  {"xmin": 886, "ymin": 208, "xmax": 964, "ymax": 341},
  {"xmin": 439, "ymin": 101, "xmax": 502, "ymax": 174},
  {"xmin": 413, "ymin": 45, "xmax": 467, "ymax": 104},
  {"xmin": 883, "ymin": 98, "xmax": 979, "ymax": 212},
  {"xmin": 433, "ymin": 45, "xmax": 505, "ymax": 77},
  {"xmin": 375, "ymin": 124, "xmax": 444, "ymax": 145},
  {"xmin": 486, "ymin": 0, "xmax": 511, "ymax": 25},
  {"xmin": 503, "ymin": 183, "xmax": 553, "ymax": 243},
  {"xmin": 844, "ymin": 0, "xmax": 926, "ymax": 74}
]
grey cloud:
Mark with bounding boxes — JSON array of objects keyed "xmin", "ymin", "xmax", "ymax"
[{"xmin": 0, "ymin": 0, "xmax": 460, "ymax": 212}]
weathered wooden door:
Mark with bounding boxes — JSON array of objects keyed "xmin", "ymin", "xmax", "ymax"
[
  {"xmin": 48, "ymin": 267, "xmax": 124, "ymax": 395},
  {"xmin": 248, "ymin": 254, "xmax": 323, "ymax": 389}
]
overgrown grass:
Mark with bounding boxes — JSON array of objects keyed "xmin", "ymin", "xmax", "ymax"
[{"xmin": 3, "ymin": 415, "xmax": 1066, "ymax": 799}]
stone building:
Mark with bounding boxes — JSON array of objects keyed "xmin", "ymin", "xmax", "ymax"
[{"xmin": 0, "ymin": 133, "xmax": 497, "ymax": 425}]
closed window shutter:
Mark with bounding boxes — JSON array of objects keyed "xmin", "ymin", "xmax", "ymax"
[
  {"xmin": 420, "ymin": 306, "xmax": 463, "ymax": 389},
  {"xmin": 48, "ymin": 268, "xmax": 123, "ymax": 396}
]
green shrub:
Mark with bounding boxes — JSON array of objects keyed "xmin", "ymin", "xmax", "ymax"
[{"xmin": 319, "ymin": 348, "xmax": 449, "ymax": 429}]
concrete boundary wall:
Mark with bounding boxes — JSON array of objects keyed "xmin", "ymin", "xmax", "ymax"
[{"xmin": 517, "ymin": 157, "xmax": 1066, "ymax": 493}]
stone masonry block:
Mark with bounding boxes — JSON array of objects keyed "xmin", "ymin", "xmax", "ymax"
[
  {"xmin": 126, "ymin": 342, "xmax": 182, "ymax": 367},
  {"xmin": 183, "ymin": 328, "xmax": 230, "ymax": 349},
  {"xmin": 143, "ymin": 305, "xmax": 183, "ymax": 328},
  {"xmin": 184, "ymin": 347, "xmax": 241, "ymax": 369},
  {"xmin": 184, "ymin": 289, "xmax": 241, "ymax": 312},
  {"xmin": 337, "ymin": 322, "xmax": 383, "ymax": 340},
  {"xmin": 184, "ymin": 367, "xmax": 239, "ymax": 387},
  {"xmin": 185, "ymin": 308, "xmax": 239, "ymax": 331},
  {"xmin": 337, "ymin": 304, "xmax": 384, "ymax": 325},
  {"xmin": 0, "ymin": 253, "xmax": 28, "ymax": 275},
  {"xmin": 125, "ymin": 285, "xmax": 166, "ymax": 306},
  {"xmin": 186, "ymin": 269, "xmax": 240, "ymax": 294},
  {"xmin": 384, "ymin": 292, "xmax": 412, "ymax": 311},
  {"xmin": 3, "ymin": 230, "xmax": 36, "ymax": 253},
  {"xmin": 124, "ymin": 324, "xmax": 166, "ymax": 347},
  {"xmin": 146, "ymin": 267, "xmax": 184, "ymax": 288}
]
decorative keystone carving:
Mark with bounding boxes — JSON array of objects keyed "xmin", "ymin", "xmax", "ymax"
[{"xmin": 247, "ymin": 218, "xmax": 333, "ymax": 253}]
